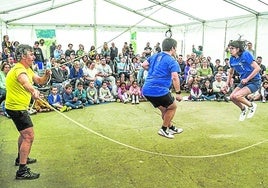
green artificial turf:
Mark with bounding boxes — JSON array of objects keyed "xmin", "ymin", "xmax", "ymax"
[{"xmin": 0, "ymin": 101, "xmax": 267, "ymax": 188}]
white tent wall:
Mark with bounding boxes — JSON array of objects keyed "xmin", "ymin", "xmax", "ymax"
[
  {"xmin": 174, "ymin": 16, "xmax": 268, "ymax": 65},
  {"xmin": 6, "ymin": 25, "xmax": 168, "ymax": 57},
  {"xmin": 256, "ymin": 15, "xmax": 268, "ymax": 61},
  {"xmin": 194, "ymin": 17, "xmax": 257, "ymax": 62},
  {"xmin": 5, "ymin": 16, "xmax": 268, "ymax": 66}
]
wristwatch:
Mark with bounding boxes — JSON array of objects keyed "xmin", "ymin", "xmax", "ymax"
[{"xmin": 175, "ymin": 91, "xmax": 181, "ymax": 94}]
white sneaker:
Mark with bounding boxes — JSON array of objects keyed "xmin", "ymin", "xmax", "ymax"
[
  {"xmin": 169, "ymin": 126, "xmax": 183, "ymax": 135},
  {"xmin": 247, "ymin": 102, "xmax": 257, "ymax": 119},
  {"xmin": 239, "ymin": 107, "xmax": 248, "ymax": 121},
  {"xmin": 158, "ymin": 128, "xmax": 174, "ymax": 139}
]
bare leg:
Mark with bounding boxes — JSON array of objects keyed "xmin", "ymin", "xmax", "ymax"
[
  {"xmin": 230, "ymin": 86, "xmax": 252, "ymax": 110},
  {"xmin": 158, "ymin": 101, "xmax": 177, "ymax": 127},
  {"xmin": 17, "ymin": 135, "xmax": 23, "ymax": 159},
  {"xmin": 19, "ymin": 127, "xmax": 34, "ymax": 165}
]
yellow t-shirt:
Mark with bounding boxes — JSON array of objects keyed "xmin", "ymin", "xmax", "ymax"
[{"xmin": 5, "ymin": 63, "xmax": 34, "ymax": 110}]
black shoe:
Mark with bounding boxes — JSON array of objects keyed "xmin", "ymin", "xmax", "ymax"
[
  {"xmin": 15, "ymin": 157, "xmax": 37, "ymax": 166},
  {"xmin": 224, "ymin": 97, "xmax": 229, "ymax": 102},
  {"xmin": 16, "ymin": 167, "xmax": 40, "ymax": 180},
  {"xmin": 169, "ymin": 126, "xmax": 183, "ymax": 135}
]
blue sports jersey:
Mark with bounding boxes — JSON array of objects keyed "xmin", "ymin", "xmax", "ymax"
[
  {"xmin": 142, "ymin": 52, "xmax": 181, "ymax": 97},
  {"xmin": 230, "ymin": 51, "xmax": 261, "ymax": 80}
]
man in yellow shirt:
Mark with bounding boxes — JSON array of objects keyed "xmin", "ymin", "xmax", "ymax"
[{"xmin": 5, "ymin": 44, "xmax": 51, "ymax": 180}]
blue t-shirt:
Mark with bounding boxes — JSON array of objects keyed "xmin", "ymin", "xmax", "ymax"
[
  {"xmin": 230, "ymin": 51, "xmax": 261, "ymax": 81},
  {"xmin": 142, "ymin": 52, "xmax": 181, "ymax": 97}
]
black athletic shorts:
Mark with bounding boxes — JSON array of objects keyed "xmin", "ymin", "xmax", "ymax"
[
  {"xmin": 6, "ymin": 109, "xmax": 33, "ymax": 131},
  {"xmin": 144, "ymin": 92, "xmax": 175, "ymax": 108}
]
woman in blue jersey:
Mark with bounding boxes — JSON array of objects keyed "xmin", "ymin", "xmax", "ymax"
[
  {"xmin": 226, "ymin": 40, "xmax": 261, "ymax": 121},
  {"xmin": 142, "ymin": 38, "xmax": 183, "ymax": 139}
]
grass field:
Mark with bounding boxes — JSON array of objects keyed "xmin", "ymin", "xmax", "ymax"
[{"xmin": 0, "ymin": 100, "xmax": 267, "ymax": 188}]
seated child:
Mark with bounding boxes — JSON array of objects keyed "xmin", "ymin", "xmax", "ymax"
[
  {"xmin": 47, "ymin": 86, "xmax": 70, "ymax": 112},
  {"xmin": 117, "ymin": 82, "xmax": 129, "ymax": 103},
  {"xmin": 73, "ymin": 82, "xmax": 88, "ymax": 106},
  {"xmin": 212, "ymin": 73, "xmax": 229, "ymax": 102},
  {"xmin": 129, "ymin": 80, "xmax": 141, "ymax": 104},
  {"xmin": 34, "ymin": 93, "xmax": 53, "ymax": 112},
  {"xmin": 260, "ymin": 80, "xmax": 268, "ymax": 102},
  {"xmin": 99, "ymin": 81, "xmax": 115, "ymax": 103},
  {"xmin": 86, "ymin": 81, "xmax": 100, "ymax": 105},
  {"xmin": 188, "ymin": 81, "xmax": 202, "ymax": 101},
  {"xmin": 62, "ymin": 84, "xmax": 83, "ymax": 109},
  {"xmin": 200, "ymin": 79, "xmax": 216, "ymax": 101}
]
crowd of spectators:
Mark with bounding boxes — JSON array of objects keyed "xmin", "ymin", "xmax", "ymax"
[
  {"xmin": 179, "ymin": 43, "xmax": 267, "ymax": 102},
  {"xmin": 0, "ymin": 35, "xmax": 267, "ymax": 117}
]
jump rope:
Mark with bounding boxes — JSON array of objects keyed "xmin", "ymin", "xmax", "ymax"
[
  {"xmin": 34, "ymin": 1, "xmax": 267, "ymax": 158},
  {"xmin": 36, "ymin": 97, "xmax": 268, "ymax": 159}
]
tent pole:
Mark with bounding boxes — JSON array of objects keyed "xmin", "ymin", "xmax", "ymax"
[
  {"xmin": 93, "ymin": 0, "xmax": 97, "ymax": 47},
  {"xmin": 103, "ymin": 0, "xmax": 170, "ymax": 27},
  {"xmin": 6, "ymin": 0, "xmax": 82, "ymax": 24},
  {"xmin": 202, "ymin": 22, "xmax": 205, "ymax": 51},
  {"xmin": 0, "ymin": 0, "xmax": 51, "ymax": 14},
  {"xmin": 148, "ymin": 0, "xmax": 205, "ymax": 23},
  {"xmin": 254, "ymin": 15, "xmax": 259, "ymax": 57},
  {"xmin": 223, "ymin": 20, "xmax": 228, "ymax": 60}
]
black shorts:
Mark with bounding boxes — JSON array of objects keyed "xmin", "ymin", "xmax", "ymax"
[
  {"xmin": 144, "ymin": 92, "xmax": 175, "ymax": 108},
  {"xmin": 6, "ymin": 109, "xmax": 33, "ymax": 131}
]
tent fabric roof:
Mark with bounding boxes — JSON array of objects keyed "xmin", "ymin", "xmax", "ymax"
[
  {"xmin": 1, "ymin": 0, "xmax": 268, "ymax": 27},
  {"xmin": 1, "ymin": 0, "xmax": 268, "ymax": 64}
]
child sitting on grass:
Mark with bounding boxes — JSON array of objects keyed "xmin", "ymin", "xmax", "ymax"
[
  {"xmin": 73, "ymin": 82, "xmax": 88, "ymax": 106},
  {"xmin": 117, "ymin": 82, "xmax": 129, "ymax": 103},
  {"xmin": 86, "ymin": 81, "xmax": 100, "ymax": 105},
  {"xmin": 47, "ymin": 86, "xmax": 71, "ymax": 112},
  {"xmin": 62, "ymin": 84, "xmax": 84, "ymax": 109},
  {"xmin": 129, "ymin": 80, "xmax": 141, "ymax": 104},
  {"xmin": 99, "ymin": 81, "xmax": 115, "ymax": 103},
  {"xmin": 200, "ymin": 79, "xmax": 216, "ymax": 101},
  {"xmin": 34, "ymin": 93, "xmax": 53, "ymax": 112},
  {"xmin": 188, "ymin": 81, "xmax": 202, "ymax": 101}
]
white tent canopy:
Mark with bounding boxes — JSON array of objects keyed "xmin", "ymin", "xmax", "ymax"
[{"xmin": 1, "ymin": 0, "xmax": 268, "ymax": 64}]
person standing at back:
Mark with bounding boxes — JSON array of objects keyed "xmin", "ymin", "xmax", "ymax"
[
  {"xmin": 33, "ymin": 41, "xmax": 45, "ymax": 76},
  {"xmin": 246, "ymin": 41, "xmax": 255, "ymax": 57},
  {"xmin": 110, "ymin": 42, "xmax": 118, "ymax": 62},
  {"xmin": 144, "ymin": 42, "xmax": 152, "ymax": 58},
  {"xmin": 65, "ymin": 43, "xmax": 75, "ymax": 57},
  {"xmin": 39, "ymin": 39, "xmax": 48, "ymax": 61},
  {"xmin": 226, "ymin": 40, "xmax": 261, "ymax": 121},
  {"xmin": 49, "ymin": 42, "xmax": 56, "ymax": 58},
  {"xmin": 5, "ymin": 44, "xmax": 51, "ymax": 180},
  {"xmin": 142, "ymin": 38, "xmax": 183, "ymax": 139}
]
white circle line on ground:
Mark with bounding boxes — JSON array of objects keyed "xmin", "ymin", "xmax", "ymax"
[{"xmin": 52, "ymin": 107, "xmax": 268, "ymax": 159}]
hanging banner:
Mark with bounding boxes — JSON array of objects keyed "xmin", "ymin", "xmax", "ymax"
[
  {"xmin": 35, "ymin": 29, "xmax": 57, "ymax": 60},
  {"xmin": 35, "ymin": 29, "xmax": 56, "ymax": 39}
]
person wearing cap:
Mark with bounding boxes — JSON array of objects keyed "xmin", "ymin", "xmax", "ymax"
[
  {"xmin": 141, "ymin": 38, "xmax": 183, "ymax": 139},
  {"xmin": 226, "ymin": 40, "xmax": 261, "ymax": 121}
]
